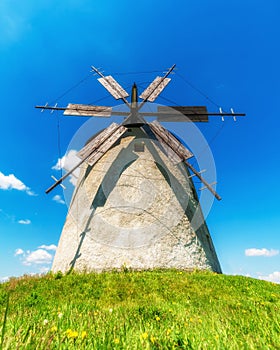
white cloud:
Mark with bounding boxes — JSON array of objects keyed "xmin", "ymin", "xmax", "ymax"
[
  {"xmin": 26, "ymin": 190, "xmax": 37, "ymax": 196},
  {"xmin": 15, "ymin": 244, "xmax": 57, "ymax": 267},
  {"xmin": 23, "ymin": 249, "xmax": 53, "ymax": 266},
  {"xmin": 38, "ymin": 244, "xmax": 57, "ymax": 251},
  {"xmin": 245, "ymin": 248, "xmax": 279, "ymax": 257},
  {"xmin": 0, "ymin": 276, "xmax": 9, "ymax": 283},
  {"xmin": 258, "ymin": 271, "xmax": 280, "ymax": 284},
  {"xmin": 14, "ymin": 248, "xmax": 24, "ymax": 256},
  {"xmin": 0, "ymin": 171, "xmax": 36, "ymax": 196},
  {"xmin": 52, "ymin": 149, "xmax": 79, "ymax": 171},
  {"xmin": 52, "ymin": 150, "xmax": 80, "ymax": 186},
  {"xmin": 18, "ymin": 219, "xmax": 31, "ymax": 225},
  {"xmin": 0, "ymin": 172, "xmax": 27, "ymax": 190},
  {"xmin": 52, "ymin": 194, "xmax": 65, "ymax": 205}
]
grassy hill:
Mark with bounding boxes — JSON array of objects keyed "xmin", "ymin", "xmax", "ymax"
[{"xmin": 0, "ymin": 270, "xmax": 279, "ymax": 349}]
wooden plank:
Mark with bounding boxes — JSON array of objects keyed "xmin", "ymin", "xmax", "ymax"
[
  {"xmin": 64, "ymin": 104, "xmax": 112, "ymax": 117},
  {"xmin": 86, "ymin": 126, "xmax": 127, "ymax": 166},
  {"xmin": 155, "ymin": 138, "xmax": 182, "ymax": 164},
  {"xmin": 149, "ymin": 121, "xmax": 193, "ymax": 162},
  {"xmin": 46, "ymin": 123, "xmax": 126, "ymax": 194},
  {"xmin": 77, "ymin": 123, "xmax": 121, "ymax": 160},
  {"xmin": 157, "ymin": 106, "xmax": 208, "ymax": 122},
  {"xmin": 98, "ymin": 76, "xmax": 129, "ymax": 100},
  {"xmin": 147, "ymin": 125, "xmax": 182, "ymax": 164},
  {"xmin": 150, "ymin": 121, "xmax": 221, "ymax": 201},
  {"xmin": 139, "ymin": 77, "xmax": 171, "ymax": 102}
]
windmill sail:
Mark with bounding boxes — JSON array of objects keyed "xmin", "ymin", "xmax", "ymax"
[
  {"xmin": 64, "ymin": 104, "xmax": 112, "ymax": 117},
  {"xmin": 140, "ymin": 77, "xmax": 171, "ymax": 102},
  {"xmin": 149, "ymin": 121, "xmax": 193, "ymax": 163},
  {"xmin": 157, "ymin": 106, "xmax": 209, "ymax": 122},
  {"xmin": 97, "ymin": 76, "xmax": 129, "ymax": 100},
  {"xmin": 77, "ymin": 123, "xmax": 127, "ymax": 166}
]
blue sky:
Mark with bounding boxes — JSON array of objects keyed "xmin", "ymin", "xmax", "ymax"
[{"xmin": 0, "ymin": 0, "xmax": 279, "ymax": 282}]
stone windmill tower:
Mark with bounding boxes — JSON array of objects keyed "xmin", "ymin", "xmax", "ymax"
[{"xmin": 37, "ymin": 64, "xmax": 244, "ymax": 274}]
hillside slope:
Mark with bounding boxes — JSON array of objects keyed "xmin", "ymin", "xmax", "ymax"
[{"xmin": 0, "ymin": 270, "xmax": 279, "ymax": 349}]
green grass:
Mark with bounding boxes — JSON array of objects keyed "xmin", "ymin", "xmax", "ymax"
[{"xmin": 0, "ymin": 270, "xmax": 279, "ymax": 349}]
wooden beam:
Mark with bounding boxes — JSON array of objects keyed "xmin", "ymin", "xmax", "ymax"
[
  {"xmin": 149, "ymin": 121, "xmax": 193, "ymax": 162},
  {"xmin": 184, "ymin": 161, "xmax": 221, "ymax": 201},
  {"xmin": 150, "ymin": 121, "xmax": 221, "ymax": 200},
  {"xmin": 64, "ymin": 104, "xmax": 112, "ymax": 117},
  {"xmin": 138, "ymin": 64, "xmax": 176, "ymax": 109},
  {"xmin": 139, "ymin": 77, "xmax": 171, "ymax": 102},
  {"xmin": 45, "ymin": 123, "xmax": 127, "ymax": 194},
  {"xmin": 78, "ymin": 123, "xmax": 127, "ymax": 166}
]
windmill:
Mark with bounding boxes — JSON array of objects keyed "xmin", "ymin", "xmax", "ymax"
[{"xmin": 37, "ymin": 64, "xmax": 245, "ymax": 274}]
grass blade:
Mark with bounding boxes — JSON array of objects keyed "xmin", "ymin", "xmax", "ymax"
[{"xmin": 0, "ymin": 293, "xmax": 9, "ymax": 350}]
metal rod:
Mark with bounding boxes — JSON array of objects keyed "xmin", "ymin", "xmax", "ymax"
[
  {"xmin": 91, "ymin": 66, "xmax": 105, "ymax": 78},
  {"xmin": 36, "ymin": 105, "xmax": 67, "ymax": 111}
]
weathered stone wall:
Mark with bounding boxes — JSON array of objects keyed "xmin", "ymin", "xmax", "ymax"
[{"xmin": 52, "ymin": 127, "xmax": 221, "ymax": 273}]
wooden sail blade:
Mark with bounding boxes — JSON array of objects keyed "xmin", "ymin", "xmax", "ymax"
[
  {"xmin": 149, "ymin": 121, "xmax": 193, "ymax": 162},
  {"xmin": 63, "ymin": 103, "xmax": 112, "ymax": 117},
  {"xmin": 77, "ymin": 122, "xmax": 127, "ymax": 166},
  {"xmin": 139, "ymin": 77, "xmax": 171, "ymax": 102},
  {"xmin": 157, "ymin": 106, "xmax": 209, "ymax": 122},
  {"xmin": 97, "ymin": 76, "xmax": 129, "ymax": 100},
  {"xmin": 46, "ymin": 123, "xmax": 126, "ymax": 194},
  {"xmin": 149, "ymin": 121, "xmax": 221, "ymax": 200}
]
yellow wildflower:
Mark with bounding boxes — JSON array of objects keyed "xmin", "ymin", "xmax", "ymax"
[
  {"xmin": 155, "ymin": 316, "xmax": 160, "ymax": 321},
  {"xmin": 72, "ymin": 331, "xmax": 78, "ymax": 338},
  {"xmin": 51, "ymin": 326, "xmax": 58, "ymax": 332},
  {"xmin": 114, "ymin": 338, "xmax": 120, "ymax": 344},
  {"xmin": 81, "ymin": 331, "xmax": 87, "ymax": 339},
  {"xmin": 166, "ymin": 329, "xmax": 171, "ymax": 335},
  {"xmin": 66, "ymin": 329, "xmax": 78, "ymax": 339},
  {"xmin": 141, "ymin": 332, "xmax": 148, "ymax": 340},
  {"xmin": 150, "ymin": 335, "xmax": 156, "ymax": 344}
]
